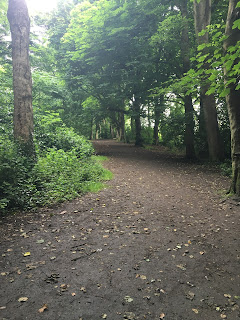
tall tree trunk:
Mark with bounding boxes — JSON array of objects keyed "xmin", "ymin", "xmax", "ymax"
[
  {"xmin": 118, "ymin": 111, "xmax": 126, "ymax": 142},
  {"xmin": 153, "ymin": 108, "xmax": 160, "ymax": 146},
  {"xmin": 89, "ymin": 118, "xmax": 93, "ymax": 140},
  {"xmin": 193, "ymin": 0, "xmax": 223, "ymax": 161},
  {"xmin": 7, "ymin": 0, "xmax": 34, "ymax": 156},
  {"xmin": 184, "ymin": 96, "xmax": 196, "ymax": 159},
  {"xmin": 223, "ymin": 0, "xmax": 240, "ymax": 195},
  {"xmin": 153, "ymin": 96, "xmax": 163, "ymax": 146},
  {"xmin": 133, "ymin": 97, "xmax": 143, "ymax": 146},
  {"xmin": 179, "ymin": 0, "xmax": 196, "ymax": 159},
  {"xmin": 198, "ymin": 96, "xmax": 208, "ymax": 157}
]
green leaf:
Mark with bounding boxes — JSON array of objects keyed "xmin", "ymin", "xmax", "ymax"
[
  {"xmin": 206, "ymin": 87, "xmax": 216, "ymax": 95},
  {"xmin": 233, "ymin": 19, "xmax": 240, "ymax": 30},
  {"xmin": 219, "ymin": 87, "xmax": 230, "ymax": 97}
]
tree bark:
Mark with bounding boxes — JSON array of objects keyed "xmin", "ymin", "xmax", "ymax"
[
  {"xmin": 7, "ymin": 0, "xmax": 34, "ymax": 156},
  {"xmin": 179, "ymin": 0, "xmax": 196, "ymax": 159},
  {"xmin": 117, "ymin": 111, "xmax": 126, "ymax": 142},
  {"xmin": 193, "ymin": 0, "xmax": 223, "ymax": 161},
  {"xmin": 183, "ymin": 95, "xmax": 196, "ymax": 159},
  {"xmin": 153, "ymin": 107, "xmax": 160, "ymax": 146},
  {"xmin": 153, "ymin": 96, "xmax": 163, "ymax": 146},
  {"xmin": 223, "ymin": 0, "xmax": 240, "ymax": 195},
  {"xmin": 133, "ymin": 97, "xmax": 143, "ymax": 146}
]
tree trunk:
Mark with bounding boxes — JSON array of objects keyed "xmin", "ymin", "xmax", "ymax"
[
  {"xmin": 89, "ymin": 118, "xmax": 93, "ymax": 140},
  {"xmin": 179, "ymin": 0, "xmax": 196, "ymax": 159},
  {"xmin": 118, "ymin": 111, "xmax": 126, "ymax": 142},
  {"xmin": 193, "ymin": 0, "xmax": 223, "ymax": 161},
  {"xmin": 153, "ymin": 96, "xmax": 163, "ymax": 146},
  {"xmin": 153, "ymin": 110, "xmax": 160, "ymax": 146},
  {"xmin": 198, "ymin": 96, "xmax": 208, "ymax": 157},
  {"xmin": 7, "ymin": 0, "xmax": 34, "ymax": 156},
  {"xmin": 223, "ymin": 0, "xmax": 240, "ymax": 195},
  {"xmin": 184, "ymin": 95, "xmax": 196, "ymax": 159},
  {"xmin": 133, "ymin": 97, "xmax": 143, "ymax": 147}
]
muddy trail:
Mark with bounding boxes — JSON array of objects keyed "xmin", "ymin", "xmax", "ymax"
[{"xmin": 0, "ymin": 140, "xmax": 239, "ymax": 320}]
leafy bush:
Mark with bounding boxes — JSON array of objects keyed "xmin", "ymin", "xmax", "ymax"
[
  {"xmin": 0, "ymin": 129, "xmax": 111, "ymax": 213},
  {"xmin": 220, "ymin": 160, "xmax": 232, "ymax": 177},
  {"xmin": 141, "ymin": 127, "xmax": 154, "ymax": 145},
  {"xmin": 34, "ymin": 111, "xmax": 94, "ymax": 158},
  {"xmin": 30, "ymin": 148, "xmax": 108, "ymax": 207},
  {"xmin": 160, "ymin": 107, "xmax": 185, "ymax": 150},
  {"xmin": 0, "ymin": 137, "xmax": 35, "ymax": 210}
]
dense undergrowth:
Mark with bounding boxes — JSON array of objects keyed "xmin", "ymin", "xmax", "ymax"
[{"xmin": 0, "ymin": 111, "xmax": 112, "ymax": 214}]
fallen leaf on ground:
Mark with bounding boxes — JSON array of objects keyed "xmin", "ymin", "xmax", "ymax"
[
  {"xmin": 186, "ymin": 291, "xmax": 195, "ymax": 300},
  {"xmin": 36, "ymin": 239, "xmax": 45, "ymax": 244},
  {"xmin": 176, "ymin": 264, "xmax": 186, "ymax": 271},
  {"xmin": 23, "ymin": 252, "xmax": 31, "ymax": 257},
  {"xmin": 124, "ymin": 296, "xmax": 133, "ymax": 303},
  {"xmin": 18, "ymin": 297, "xmax": 28, "ymax": 302},
  {"xmin": 123, "ymin": 312, "xmax": 135, "ymax": 319},
  {"xmin": 192, "ymin": 309, "xmax": 199, "ymax": 314},
  {"xmin": 102, "ymin": 314, "xmax": 107, "ymax": 319},
  {"xmin": 220, "ymin": 314, "xmax": 227, "ymax": 319},
  {"xmin": 38, "ymin": 304, "xmax": 48, "ymax": 313},
  {"xmin": 60, "ymin": 284, "xmax": 68, "ymax": 291}
]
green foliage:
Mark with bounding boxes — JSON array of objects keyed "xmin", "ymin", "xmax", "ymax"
[
  {"xmin": 31, "ymin": 148, "xmax": 108, "ymax": 207},
  {"xmin": 220, "ymin": 159, "xmax": 232, "ymax": 177},
  {"xmin": 160, "ymin": 106, "xmax": 185, "ymax": 150},
  {"xmin": 34, "ymin": 110, "xmax": 94, "ymax": 158},
  {"xmin": 0, "ymin": 137, "xmax": 35, "ymax": 210},
  {"xmin": 141, "ymin": 127, "xmax": 154, "ymax": 145},
  {"xmin": 177, "ymin": 24, "xmax": 240, "ymax": 97},
  {"xmin": 0, "ymin": 112, "xmax": 111, "ymax": 213}
]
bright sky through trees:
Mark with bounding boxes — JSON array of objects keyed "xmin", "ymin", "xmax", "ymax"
[{"xmin": 26, "ymin": 0, "xmax": 58, "ymax": 13}]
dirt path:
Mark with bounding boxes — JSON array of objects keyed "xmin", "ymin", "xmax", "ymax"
[{"xmin": 0, "ymin": 140, "xmax": 239, "ymax": 320}]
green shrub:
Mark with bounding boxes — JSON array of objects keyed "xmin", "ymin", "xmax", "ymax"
[
  {"xmin": 0, "ymin": 137, "xmax": 35, "ymax": 210},
  {"xmin": 220, "ymin": 160, "xmax": 232, "ymax": 177},
  {"xmin": 30, "ymin": 148, "xmax": 107, "ymax": 206},
  {"xmin": 141, "ymin": 127, "xmax": 154, "ymax": 145},
  {"xmin": 0, "ymin": 137, "xmax": 111, "ymax": 213},
  {"xmin": 34, "ymin": 111, "xmax": 94, "ymax": 158}
]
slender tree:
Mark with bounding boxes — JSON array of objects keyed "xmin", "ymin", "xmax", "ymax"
[
  {"xmin": 223, "ymin": 0, "xmax": 240, "ymax": 195},
  {"xmin": 7, "ymin": 0, "xmax": 34, "ymax": 156}
]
